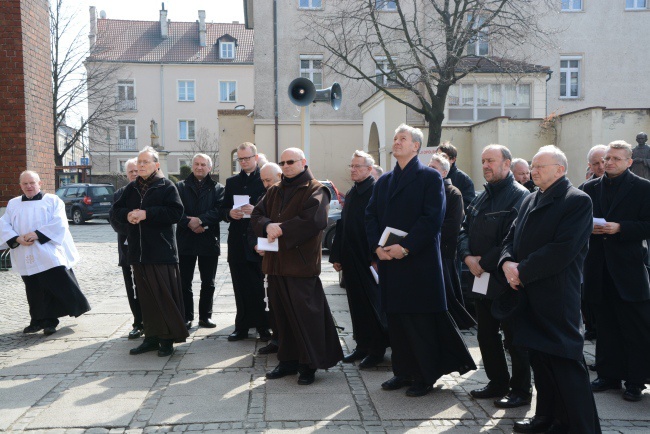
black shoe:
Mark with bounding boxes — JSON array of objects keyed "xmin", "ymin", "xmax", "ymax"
[
  {"xmin": 257, "ymin": 342, "xmax": 279, "ymax": 355},
  {"xmin": 494, "ymin": 391, "xmax": 532, "ymax": 408},
  {"xmin": 405, "ymin": 382, "xmax": 433, "ymax": 397},
  {"xmin": 257, "ymin": 329, "xmax": 272, "ymax": 342},
  {"xmin": 342, "ymin": 348, "xmax": 368, "ymax": 363},
  {"xmin": 591, "ymin": 377, "xmax": 621, "ymax": 392},
  {"xmin": 543, "ymin": 424, "xmax": 569, "ymax": 434},
  {"xmin": 158, "ymin": 340, "xmax": 174, "ymax": 357},
  {"xmin": 185, "ymin": 321, "xmax": 192, "ymax": 330},
  {"xmin": 470, "ymin": 384, "xmax": 509, "ymax": 399},
  {"xmin": 128, "ymin": 327, "xmax": 143, "ymax": 339},
  {"xmin": 43, "ymin": 326, "xmax": 57, "ymax": 336},
  {"xmin": 381, "ymin": 376, "xmax": 412, "ymax": 391},
  {"xmin": 623, "ymin": 386, "xmax": 643, "ymax": 402},
  {"xmin": 297, "ymin": 367, "xmax": 316, "ymax": 385},
  {"xmin": 513, "ymin": 415, "xmax": 554, "ymax": 433},
  {"xmin": 23, "ymin": 324, "xmax": 43, "ymax": 334},
  {"xmin": 358, "ymin": 354, "xmax": 384, "ymax": 369},
  {"xmin": 584, "ymin": 330, "xmax": 597, "ymax": 340},
  {"xmin": 198, "ymin": 318, "xmax": 216, "ymax": 328},
  {"xmin": 266, "ymin": 362, "xmax": 299, "ymax": 379},
  {"xmin": 228, "ymin": 330, "xmax": 249, "ymax": 341},
  {"xmin": 130, "ymin": 337, "xmax": 159, "ymax": 355}
]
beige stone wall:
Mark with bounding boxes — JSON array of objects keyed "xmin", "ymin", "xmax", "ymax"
[{"xmin": 218, "ymin": 110, "xmax": 256, "ymax": 183}]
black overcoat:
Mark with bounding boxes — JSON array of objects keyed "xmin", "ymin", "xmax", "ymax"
[
  {"xmin": 365, "ymin": 157, "xmax": 447, "ymax": 314},
  {"xmin": 582, "ymin": 170, "xmax": 650, "ymax": 302},
  {"xmin": 219, "ymin": 167, "xmax": 266, "ymax": 263},
  {"xmin": 110, "ymin": 186, "xmax": 129, "ymax": 267},
  {"xmin": 499, "ymin": 177, "xmax": 592, "ymax": 360}
]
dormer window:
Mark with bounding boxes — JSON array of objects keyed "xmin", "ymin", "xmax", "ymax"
[{"xmin": 220, "ymin": 41, "xmax": 235, "ymax": 59}]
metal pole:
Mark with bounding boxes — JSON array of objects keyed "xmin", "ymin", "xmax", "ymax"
[{"xmin": 304, "ymin": 104, "xmax": 310, "ymax": 163}]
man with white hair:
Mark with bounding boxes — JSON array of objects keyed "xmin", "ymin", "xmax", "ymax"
[
  {"xmin": 511, "ymin": 158, "xmax": 535, "ymax": 192},
  {"xmin": 0, "ymin": 171, "xmax": 90, "ymax": 336},
  {"xmin": 252, "ymin": 147, "xmax": 343, "ymax": 385},
  {"xmin": 500, "ymin": 145, "xmax": 600, "ymax": 433}
]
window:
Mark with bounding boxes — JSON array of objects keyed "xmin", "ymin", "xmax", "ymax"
[
  {"xmin": 375, "ymin": 0, "xmax": 397, "ymax": 11},
  {"xmin": 467, "ymin": 15, "xmax": 488, "ymax": 56},
  {"xmin": 374, "ymin": 57, "xmax": 395, "ymax": 86},
  {"xmin": 220, "ymin": 42, "xmax": 235, "ymax": 59},
  {"xmin": 300, "ymin": 55, "xmax": 323, "ymax": 89},
  {"xmin": 119, "ymin": 159, "xmax": 128, "ymax": 172},
  {"xmin": 299, "ymin": 0, "xmax": 322, "ymax": 8},
  {"xmin": 219, "ymin": 81, "xmax": 237, "ymax": 102},
  {"xmin": 179, "ymin": 120, "xmax": 196, "ymax": 141},
  {"xmin": 560, "ymin": 56, "xmax": 581, "ymax": 98},
  {"xmin": 178, "ymin": 80, "xmax": 195, "ymax": 101},
  {"xmin": 117, "ymin": 80, "xmax": 136, "ymax": 110},
  {"xmin": 447, "ymin": 83, "xmax": 531, "ymax": 122},
  {"xmin": 179, "ymin": 159, "xmax": 191, "ymax": 170},
  {"xmin": 118, "ymin": 120, "xmax": 136, "ymax": 150},
  {"xmin": 626, "ymin": 0, "xmax": 647, "ymax": 9},
  {"xmin": 561, "ymin": 0, "xmax": 582, "ymax": 11}
]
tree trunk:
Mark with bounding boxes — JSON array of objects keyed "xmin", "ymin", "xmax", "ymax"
[{"xmin": 425, "ymin": 112, "xmax": 445, "ymax": 147}]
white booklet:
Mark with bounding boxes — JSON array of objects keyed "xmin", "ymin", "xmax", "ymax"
[
  {"xmin": 378, "ymin": 226, "xmax": 408, "ymax": 247},
  {"xmin": 471, "ymin": 272, "xmax": 490, "ymax": 295},
  {"xmin": 593, "ymin": 217, "xmax": 607, "ymax": 227},
  {"xmin": 233, "ymin": 195, "xmax": 251, "ymax": 218},
  {"xmin": 257, "ymin": 237, "xmax": 279, "ymax": 252}
]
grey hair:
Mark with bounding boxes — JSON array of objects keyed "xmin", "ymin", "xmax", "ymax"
[
  {"xmin": 352, "ymin": 150, "xmax": 375, "ymax": 166},
  {"xmin": 372, "ymin": 165, "xmax": 384, "ymax": 176},
  {"xmin": 536, "ymin": 145, "xmax": 568, "ymax": 171},
  {"xmin": 483, "ymin": 144, "xmax": 512, "ymax": 162},
  {"xmin": 587, "ymin": 144, "xmax": 607, "ymax": 161},
  {"xmin": 139, "ymin": 146, "xmax": 159, "ymax": 162},
  {"xmin": 394, "ymin": 123, "xmax": 423, "ymax": 151},
  {"xmin": 19, "ymin": 170, "xmax": 40, "ymax": 182},
  {"xmin": 257, "ymin": 153, "xmax": 269, "ymax": 166},
  {"xmin": 607, "ymin": 140, "xmax": 633, "ymax": 158},
  {"xmin": 260, "ymin": 162, "xmax": 282, "ymax": 176},
  {"xmin": 510, "ymin": 158, "xmax": 529, "ymax": 170},
  {"xmin": 429, "ymin": 153, "xmax": 450, "ymax": 172},
  {"xmin": 193, "ymin": 153, "xmax": 213, "ymax": 168},
  {"xmin": 282, "ymin": 147, "xmax": 306, "ymax": 160}
]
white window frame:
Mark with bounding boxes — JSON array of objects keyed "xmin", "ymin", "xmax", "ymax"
[
  {"xmin": 374, "ymin": 56, "xmax": 394, "ymax": 86},
  {"xmin": 177, "ymin": 80, "xmax": 196, "ymax": 102},
  {"xmin": 219, "ymin": 80, "xmax": 237, "ymax": 103},
  {"xmin": 299, "ymin": 0, "xmax": 322, "ymax": 9},
  {"xmin": 375, "ymin": 0, "xmax": 397, "ymax": 11},
  {"xmin": 626, "ymin": 0, "xmax": 647, "ymax": 10},
  {"xmin": 447, "ymin": 83, "xmax": 532, "ymax": 122},
  {"xmin": 178, "ymin": 120, "xmax": 196, "ymax": 141},
  {"xmin": 220, "ymin": 42, "xmax": 235, "ymax": 59},
  {"xmin": 117, "ymin": 80, "xmax": 135, "ymax": 101},
  {"xmin": 118, "ymin": 159, "xmax": 129, "ymax": 173},
  {"xmin": 560, "ymin": 56, "xmax": 581, "ymax": 98},
  {"xmin": 467, "ymin": 14, "xmax": 489, "ymax": 56},
  {"xmin": 118, "ymin": 120, "xmax": 136, "ymax": 140},
  {"xmin": 561, "ymin": 0, "xmax": 583, "ymax": 11},
  {"xmin": 300, "ymin": 54, "xmax": 324, "ymax": 89}
]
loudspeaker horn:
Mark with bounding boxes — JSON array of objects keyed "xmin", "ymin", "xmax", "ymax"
[
  {"xmin": 288, "ymin": 77, "xmax": 316, "ymax": 107},
  {"xmin": 314, "ymin": 82, "xmax": 342, "ymax": 110}
]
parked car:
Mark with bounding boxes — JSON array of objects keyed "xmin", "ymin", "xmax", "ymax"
[
  {"xmin": 322, "ymin": 208, "xmax": 341, "ymax": 250},
  {"xmin": 320, "ymin": 180, "xmax": 345, "ymax": 211},
  {"xmin": 55, "ymin": 183, "xmax": 115, "ymax": 224}
]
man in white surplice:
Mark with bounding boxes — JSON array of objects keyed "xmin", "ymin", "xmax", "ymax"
[{"xmin": 0, "ymin": 171, "xmax": 90, "ymax": 335}]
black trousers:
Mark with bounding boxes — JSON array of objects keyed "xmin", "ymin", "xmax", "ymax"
[
  {"xmin": 179, "ymin": 255, "xmax": 218, "ymax": 321},
  {"xmin": 530, "ymin": 350, "xmax": 601, "ymax": 433},
  {"xmin": 121, "ymin": 266, "xmax": 142, "ymax": 329},
  {"xmin": 475, "ymin": 298, "xmax": 531, "ymax": 394},
  {"xmin": 595, "ymin": 269, "xmax": 650, "ymax": 386},
  {"xmin": 230, "ymin": 261, "xmax": 269, "ymax": 331}
]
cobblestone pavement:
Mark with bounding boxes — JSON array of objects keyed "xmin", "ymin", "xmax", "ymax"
[{"xmin": 0, "ymin": 222, "xmax": 648, "ymax": 433}]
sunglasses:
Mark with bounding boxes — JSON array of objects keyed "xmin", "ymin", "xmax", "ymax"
[{"xmin": 278, "ymin": 159, "xmax": 300, "ymax": 166}]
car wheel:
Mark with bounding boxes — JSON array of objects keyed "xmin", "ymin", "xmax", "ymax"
[
  {"xmin": 71, "ymin": 208, "xmax": 84, "ymax": 225},
  {"xmin": 325, "ymin": 228, "xmax": 335, "ymax": 250}
]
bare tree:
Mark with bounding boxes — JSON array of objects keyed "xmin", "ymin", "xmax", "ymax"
[
  {"xmin": 183, "ymin": 128, "xmax": 220, "ymax": 175},
  {"xmin": 303, "ymin": 0, "xmax": 558, "ymax": 147},
  {"xmin": 51, "ymin": 0, "xmax": 121, "ymax": 167}
]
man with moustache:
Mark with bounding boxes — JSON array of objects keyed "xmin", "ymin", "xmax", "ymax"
[
  {"xmin": 110, "ymin": 158, "xmax": 143, "ymax": 339},
  {"xmin": 366, "ymin": 124, "xmax": 475, "ymax": 397},
  {"xmin": 583, "ymin": 140, "xmax": 650, "ymax": 402},
  {"xmin": 458, "ymin": 144, "xmax": 532, "ymax": 408},
  {"xmin": 252, "ymin": 148, "xmax": 342, "ymax": 385},
  {"xmin": 220, "ymin": 142, "xmax": 270, "ymax": 341},
  {"xmin": 501, "ymin": 146, "xmax": 600, "ymax": 433},
  {"xmin": 511, "ymin": 158, "xmax": 536, "ymax": 192},
  {"xmin": 330, "ymin": 150, "xmax": 389, "ymax": 369}
]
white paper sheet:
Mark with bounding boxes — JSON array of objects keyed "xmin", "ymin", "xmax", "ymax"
[
  {"xmin": 257, "ymin": 237, "xmax": 279, "ymax": 252},
  {"xmin": 472, "ymin": 272, "xmax": 490, "ymax": 295},
  {"xmin": 234, "ymin": 195, "xmax": 251, "ymax": 218},
  {"xmin": 370, "ymin": 266, "xmax": 379, "ymax": 284},
  {"xmin": 593, "ymin": 217, "xmax": 607, "ymax": 226}
]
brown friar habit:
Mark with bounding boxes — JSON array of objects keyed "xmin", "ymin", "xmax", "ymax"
[{"xmin": 251, "ymin": 167, "xmax": 343, "ymax": 369}]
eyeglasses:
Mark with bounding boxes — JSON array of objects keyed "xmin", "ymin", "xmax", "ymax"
[
  {"xmin": 348, "ymin": 164, "xmax": 370, "ymax": 170},
  {"xmin": 236, "ymin": 155, "xmax": 256, "ymax": 162},
  {"xmin": 603, "ymin": 156, "xmax": 629, "ymax": 163},
  {"xmin": 278, "ymin": 159, "xmax": 300, "ymax": 167},
  {"xmin": 530, "ymin": 163, "xmax": 560, "ymax": 171}
]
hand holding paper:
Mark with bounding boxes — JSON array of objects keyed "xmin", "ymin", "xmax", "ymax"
[{"xmin": 257, "ymin": 237, "xmax": 278, "ymax": 252}]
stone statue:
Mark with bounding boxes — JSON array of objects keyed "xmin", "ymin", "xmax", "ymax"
[
  {"xmin": 150, "ymin": 119, "xmax": 162, "ymax": 150},
  {"xmin": 631, "ymin": 132, "xmax": 650, "ymax": 180}
]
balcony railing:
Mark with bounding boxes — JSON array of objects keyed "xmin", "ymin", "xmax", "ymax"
[
  {"xmin": 117, "ymin": 139, "xmax": 137, "ymax": 151},
  {"xmin": 116, "ymin": 98, "xmax": 137, "ymax": 111}
]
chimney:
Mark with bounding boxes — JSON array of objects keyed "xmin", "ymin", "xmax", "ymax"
[
  {"xmin": 160, "ymin": 3, "xmax": 168, "ymax": 39},
  {"xmin": 89, "ymin": 6, "xmax": 97, "ymax": 49},
  {"xmin": 198, "ymin": 10, "xmax": 206, "ymax": 47}
]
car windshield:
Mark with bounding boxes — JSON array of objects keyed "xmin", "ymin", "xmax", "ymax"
[{"xmin": 92, "ymin": 186, "xmax": 114, "ymax": 196}]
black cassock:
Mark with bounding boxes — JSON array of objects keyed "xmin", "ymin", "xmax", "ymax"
[{"xmin": 330, "ymin": 176, "xmax": 389, "ymax": 356}]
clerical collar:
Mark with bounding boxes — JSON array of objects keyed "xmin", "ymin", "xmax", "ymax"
[
  {"xmin": 539, "ymin": 176, "xmax": 564, "ymax": 194},
  {"xmin": 22, "ymin": 192, "xmax": 43, "ymax": 201}
]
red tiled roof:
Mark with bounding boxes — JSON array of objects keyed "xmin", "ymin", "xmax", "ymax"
[{"xmin": 87, "ymin": 19, "xmax": 253, "ymax": 64}]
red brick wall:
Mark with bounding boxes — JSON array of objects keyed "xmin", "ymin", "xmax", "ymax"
[{"xmin": 0, "ymin": 0, "xmax": 54, "ymax": 207}]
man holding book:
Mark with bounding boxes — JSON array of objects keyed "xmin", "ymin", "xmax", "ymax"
[{"xmin": 366, "ymin": 124, "xmax": 476, "ymax": 397}]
